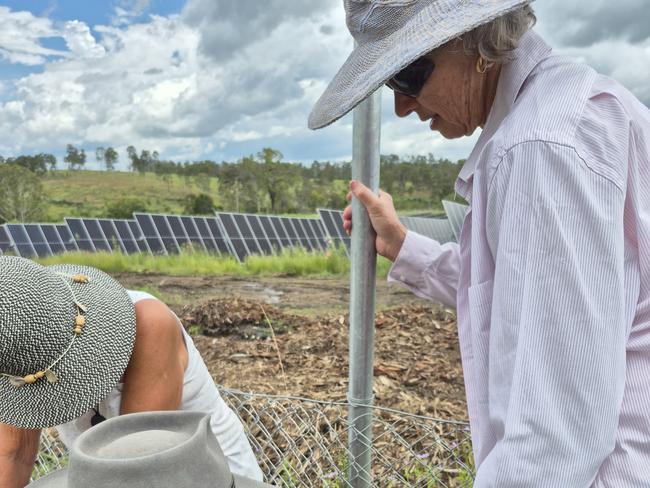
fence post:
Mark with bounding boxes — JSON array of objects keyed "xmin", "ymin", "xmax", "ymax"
[{"xmin": 348, "ymin": 83, "xmax": 382, "ymax": 487}]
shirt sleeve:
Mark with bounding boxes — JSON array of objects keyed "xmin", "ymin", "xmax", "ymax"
[
  {"xmin": 387, "ymin": 230, "xmax": 460, "ymax": 308},
  {"xmin": 480, "ymin": 140, "xmax": 627, "ymax": 486}
]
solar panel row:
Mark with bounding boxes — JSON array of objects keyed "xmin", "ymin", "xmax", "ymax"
[
  {"xmin": 317, "ymin": 208, "xmax": 461, "ymax": 252},
  {"xmin": 0, "ymin": 204, "xmax": 469, "ymax": 261}
]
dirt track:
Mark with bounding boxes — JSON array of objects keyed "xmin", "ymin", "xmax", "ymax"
[{"xmin": 115, "ymin": 273, "xmax": 468, "ymax": 420}]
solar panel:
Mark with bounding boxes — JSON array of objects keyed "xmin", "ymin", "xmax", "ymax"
[
  {"xmin": 39, "ymin": 224, "xmax": 66, "ymax": 255},
  {"xmin": 399, "ymin": 216, "xmax": 455, "ymax": 244},
  {"xmin": 26, "ymin": 225, "xmax": 57, "ymax": 257},
  {"xmin": 166, "ymin": 215, "xmax": 191, "ymax": 251},
  {"xmin": 442, "ymin": 200, "xmax": 469, "ymax": 242},
  {"xmin": 205, "ymin": 217, "xmax": 233, "ymax": 255},
  {"xmin": 56, "ymin": 225, "xmax": 79, "ymax": 252},
  {"xmin": 233, "ymin": 214, "xmax": 262, "ymax": 255},
  {"xmin": 81, "ymin": 219, "xmax": 112, "ymax": 252},
  {"xmin": 65, "ymin": 218, "xmax": 95, "ymax": 252},
  {"xmin": 151, "ymin": 215, "xmax": 180, "ymax": 254},
  {"xmin": 133, "ymin": 214, "xmax": 166, "ymax": 254},
  {"xmin": 216, "ymin": 213, "xmax": 249, "ymax": 262},
  {"xmin": 5, "ymin": 224, "xmax": 37, "ymax": 257},
  {"xmin": 245, "ymin": 215, "xmax": 273, "ymax": 255},
  {"xmin": 317, "ymin": 209, "xmax": 350, "ymax": 255},
  {"xmin": 269, "ymin": 216, "xmax": 292, "ymax": 250},
  {"xmin": 127, "ymin": 220, "xmax": 150, "ymax": 253},
  {"xmin": 302, "ymin": 219, "xmax": 325, "ymax": 251},
  {"xmin": 179, "ymin": 216, "xmax": 206, "ymax": 252},
  {"xmin": 0, "ymin": 225, "xmax": 13, "ymax": 255},
  {"xmin": 293, "ymin": 219, "xmax": 314, "ymax": 251},
  {"xmin": 193, "ymin": 217, "xmax": 220, "ymax": 255},
  {"xmin": 281, "ymin": 217, "xmax": 303, "ymax": 248},
  {"xmin": 308, "ymin": 219, "xmax": 329, "ymax": 251},
  {"xmin": 96, "ymin": 219, "xmax": 125, "ymax": 253},
  {"xmin": 258, "ymin": 215, "xmax": 282, "ymax": 253},
  {"xmin": 110, "ymin": 219, "xmax": 141, "ymax": 254}
]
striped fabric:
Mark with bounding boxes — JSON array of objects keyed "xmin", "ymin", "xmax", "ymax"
[{"xmin": 388, "ymin": 30, "xmax": 650, "ymax": 486}]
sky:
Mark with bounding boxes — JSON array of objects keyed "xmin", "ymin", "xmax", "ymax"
[{"xmin": 0, "ymin": 0, "xmax": 648, "ymax": 170}]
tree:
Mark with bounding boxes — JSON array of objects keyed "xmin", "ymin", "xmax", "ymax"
[
  {"xmin": 126, "ymin": 146, "xmax": 139, "ymax": 172},
  {"xmin": 104, "ymin": 147, "xmax": 118, "ymax": 171},
  {"xmin": 184, "ymin": 194, "xmax": 214, "ymax": 215},
  {"xmin": 255, "ymin": 148, "xmax": 301, "ymax": 213},
  {"xmin": 105, "ymin": 198, "xmax": 148, "ymax": 219},
  {"xmin": 4, "ymin": 154, "xmax": 56, "ymax": 175},
  {"xmin": 95, "ymin": 147, "xmax": 105, "ymax": 168},
  {"xmin": 64, "ymin": 144, "xmax": 86, "ymax": 170},
  {"xmin": 0, "ymin": 164, "xmax": 46, "ymax": 222}
]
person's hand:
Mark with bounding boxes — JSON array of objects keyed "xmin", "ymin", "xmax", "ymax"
[{"xmin": 343, "ymin": 180, "xmax": 407, "ymax": 262}]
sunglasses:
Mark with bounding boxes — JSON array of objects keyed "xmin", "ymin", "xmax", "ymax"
[{"xmin": 386, "ymin": 57, "xmax": 435, "ymax": 98}]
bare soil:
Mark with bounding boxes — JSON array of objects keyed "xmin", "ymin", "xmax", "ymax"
[{"xmin": 114, "ymin": 273, "xmax": 468, "ymax": 421}]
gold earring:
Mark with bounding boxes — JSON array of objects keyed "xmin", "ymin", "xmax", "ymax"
[{"xmin": 476, "ymin": 56, "xmax": 487, "ymax": 74}]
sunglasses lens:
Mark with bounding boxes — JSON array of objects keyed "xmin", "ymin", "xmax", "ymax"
[{"xmin": 386, "ymin": 58, "xmax": 434, "ymax": 98}]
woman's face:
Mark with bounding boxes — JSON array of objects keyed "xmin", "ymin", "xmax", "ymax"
[{"xmin": 393, "ymin": 41, "xmax": 498, "ymax": 139}]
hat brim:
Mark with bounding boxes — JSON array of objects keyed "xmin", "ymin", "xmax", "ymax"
[
  {"xmin": 30, "ymin": 471, "xmax": 274, "ymax": 487},
  {"xmin": 308, "ymin": 0, "xmax": 531, "ymax": 129},
  {"xmin": 28, "ymin": 469, "xmax": 66, "ymax": 487},
  {"xmin": 234, "ymin": 473, "xmax": 275, "ymax": 488},
  {"xmin": 0, "ymin": 264, "xmax": 135, "ymax": 429}
]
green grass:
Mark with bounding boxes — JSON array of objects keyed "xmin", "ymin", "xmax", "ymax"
[
  {"xmin": 42, "ymin": 170, "xmax": 219, "ymax": 221},
  {"xmin": 35, "ymin": 247, "xmax": 393, "ymax": 278},
  {"xmin": 38, "ymin": 169, "xmax": 449, "ymax": 222}
]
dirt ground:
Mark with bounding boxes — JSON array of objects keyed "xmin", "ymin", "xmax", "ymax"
[{"xmin": 115, "ymin": 273, "xmax": 468, "ymax": 421}]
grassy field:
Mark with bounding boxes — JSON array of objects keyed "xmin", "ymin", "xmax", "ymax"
[
  {"xmin": 35, "ymin": 247, "xmax": 393, "ymax": 278},
  {"xmin": 39, "ymin": 170, "xmax": 449, "ymax": 222},
  {"xmin": 42, "ymin": 170, "xmax": 220, "ymax": 221}
]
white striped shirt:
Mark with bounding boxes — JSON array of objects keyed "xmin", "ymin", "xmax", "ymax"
[{"xmin": 389, "ymin": 30, "xmax": 650, "ymax": 486}]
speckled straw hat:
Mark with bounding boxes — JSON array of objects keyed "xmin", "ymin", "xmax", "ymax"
[
  {"xmin": 0, "ymin": 256, "xmax": 135, "ymax": 429},
  {"xmin": 308, "ymin": 0, "xmax": 532, "ymax": 129},
  {"xmin": 29, "ymin": 411, "xmax": 274, "ymax": 488}
]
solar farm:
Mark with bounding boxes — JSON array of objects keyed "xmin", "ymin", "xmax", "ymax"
[{"xmin": 0, "ymin": 204, "xmax": 467, "ymax": 260}]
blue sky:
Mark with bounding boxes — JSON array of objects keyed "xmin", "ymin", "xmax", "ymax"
[{"xmin": 0, "ymin": 0, "xmax": 648, "ymax": 170}]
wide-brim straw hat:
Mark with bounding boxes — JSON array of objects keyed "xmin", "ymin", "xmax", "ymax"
[
  {"xmin": 30, "ymin": 411, "xmax": 273, "ymax": 488},
  {"xmin": 308, "ymin": 0, "xmax": 532, "ymax": 129},
  {"xmin": 0, "ymin": 256, "xmax": 135, "ymax": 429}
]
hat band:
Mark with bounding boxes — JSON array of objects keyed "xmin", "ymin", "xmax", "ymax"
[{"xmin": 0, "ymin": 273, "xmax": 90, "ymax": 388}]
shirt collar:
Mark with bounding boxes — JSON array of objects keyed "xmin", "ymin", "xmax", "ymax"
[{"xmin": 455, "ymin": 30, "xmax": 553, "ymax": 199}]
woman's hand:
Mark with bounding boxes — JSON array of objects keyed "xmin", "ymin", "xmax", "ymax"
[{"xmin": 344, "ymin": 180, "xmax": 407, "ymax": 262}]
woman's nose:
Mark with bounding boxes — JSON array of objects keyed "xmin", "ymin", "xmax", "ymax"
[{"xmin": 394, "ymin": 92, "xmax": 419, "ymax": 118}]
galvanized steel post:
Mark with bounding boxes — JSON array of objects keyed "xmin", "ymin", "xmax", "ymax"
[{"xmin": 347, "ymin": 86, "xmax": 382, "ymax": 487}]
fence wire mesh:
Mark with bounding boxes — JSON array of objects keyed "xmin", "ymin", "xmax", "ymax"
[{"xmin": 34, "ymin": 387, "xmax": 474, "ymax": 487}]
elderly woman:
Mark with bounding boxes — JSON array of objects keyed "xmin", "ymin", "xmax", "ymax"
[{"xmin": 310, "ymin": 1, "xmax": 650, "ymax": 486}]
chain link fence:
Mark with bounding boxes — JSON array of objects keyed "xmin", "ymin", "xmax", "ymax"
[{"xmin": 34, "ymin": 387, "xmax": 474, "ymax": 487}]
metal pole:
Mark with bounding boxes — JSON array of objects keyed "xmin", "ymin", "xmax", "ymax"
[{"xmin": 347, "ymin": 84, "xmax": 381, "ymax": 488}]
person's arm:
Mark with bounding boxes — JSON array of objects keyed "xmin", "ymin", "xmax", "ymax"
[
  {"xmin": 345, "ymin": 181, "xmax": 460, "ymax": 307},
  {"xmin": 0, "ymin": 423, "xmax": 41, "ymax": 488},
  {"xmin": 479, "ymin": 141, "xmax": 626, "ymax": 486},
  {"xmin": 120, "ymin": 298, "xmax": 187, "ymax": 414}
]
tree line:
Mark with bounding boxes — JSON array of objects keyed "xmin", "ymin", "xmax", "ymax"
[{"xmin": 0, "ymin": 145, "xmax": 464, "ymax": 223}]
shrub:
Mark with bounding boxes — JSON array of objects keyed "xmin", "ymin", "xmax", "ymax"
[{"xmin": 105, "ymin": 198, "xmax": 148, "ymax": 219}]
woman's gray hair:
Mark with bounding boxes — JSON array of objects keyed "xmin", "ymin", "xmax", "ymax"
[{"xmin": 461, "ymin": 4, "xmax": 537, "ymax": 65}]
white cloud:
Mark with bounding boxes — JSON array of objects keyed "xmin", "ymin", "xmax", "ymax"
[
  {"xmin": 0, "ymin": 1, "xmax": 648, "ymax": 166},
  {"xmin": 0, "ymin": 7, "xmax": 66, "ymax": 65},
  {"xmin": 62, "ymin": 20, "xmax": 105, "ymax": 58},
  {"xmin": 112, "ymin": 0, "xmax": 152, "ymax": 26}
]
